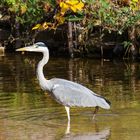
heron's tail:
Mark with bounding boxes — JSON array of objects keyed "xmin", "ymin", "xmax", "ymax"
[
  {"xmin": 95, "ymin": 95, "xmax": 111, "ymax": 109},
  {"xmin": 104, "ymin": 97, "xmax": 111, "ymax": 106}
]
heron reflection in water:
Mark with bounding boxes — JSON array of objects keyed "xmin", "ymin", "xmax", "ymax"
[{"xmin": 17, "ymin": 42, "xmax": 111, "ymax": 132}]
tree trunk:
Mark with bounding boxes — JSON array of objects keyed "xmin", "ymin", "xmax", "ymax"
[
  {"xmin": 67, "ymin": 21, "xmax": 74, "ymax": 58},
  {"xmin": 128, "ymin": 26, "xmax": 139, "ymax": 59}
]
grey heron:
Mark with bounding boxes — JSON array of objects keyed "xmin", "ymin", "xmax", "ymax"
[{"xmin": 16, "ymin": 42, "xmax": 111, "ymax": 122}]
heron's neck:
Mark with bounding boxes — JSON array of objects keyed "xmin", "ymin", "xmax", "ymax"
[{"xmin": 37, "ymin": 51, "xmax": 52, "ymax": 91}]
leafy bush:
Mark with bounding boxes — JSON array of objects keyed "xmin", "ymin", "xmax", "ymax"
[{"xmin": 1, "ymin": 0, "xmax": 140, "ymax": 58}]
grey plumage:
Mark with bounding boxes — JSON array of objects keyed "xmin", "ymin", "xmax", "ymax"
[{"xmin": 50, "ymin": 78, "xmax": 110, "ymax": 109}]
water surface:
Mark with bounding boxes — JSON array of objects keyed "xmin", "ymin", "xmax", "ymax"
[{"xmin": 0, "ymin": 53, "xmax": 140, "ymax": 140}]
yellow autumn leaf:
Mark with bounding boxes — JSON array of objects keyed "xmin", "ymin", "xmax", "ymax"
[
  {"xmin": 54, "ymin": 13, "xmax": 60, "ymax": 20},
  {"xmin": 54, "ymin": 13, "xmax": 65, "ymax": 24},
  {"xmin": 20, "ymin": 5, "xmax": 27, "ymax": 14},
  {"xmin": 70, "ymin": 1, "xmax": 84, "ymax": 12},
  {"xmin": 60, "ymin": 2, "xmax": 69, "ymax": 14},
  {"xmin": 59, "ymin": 16, "xmax": 65, "ymax": 24},
  {"xmin": 65, "ymin": 0, "xmax": 79, "ymax": 6},
  {"xmin": 50, "ymin": 24, "xmax": 57, "ymax": 30},
  {"xmin": 60, "ymin": 2, "xmax": 69, "ymax": 9},
  {"xmin": 42, "ymin": 22, "xmax": 48, "ymax": 29},
  {"xmin": 32, "ymin": 24, "xmax": 41, "ymax": 30},
  {"xmin": 61, "ymin": 8, "xmax": 68, "ymax": 15},
  {"xmin": 132, "ymin": 0, "xmax": 138, "ymax": 2},
  {"xmin": 75, "ymin": 1, "xmax": 84, "ymax": 11},
  {"xmin": 70, "ymin": 5, "xmax": 77, "ymax": 12},
  {"xmin": 60, "ymin": 0, "xmax": 84, "ymax": 13}
]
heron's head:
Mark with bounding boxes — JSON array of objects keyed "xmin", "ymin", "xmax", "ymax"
[{"xmin": 16, "ymin": 42, "xmax": 48, "ymax": 53}]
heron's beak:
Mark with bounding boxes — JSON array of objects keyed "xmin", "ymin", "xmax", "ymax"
[
  {"xmin": 16, "ymin": 46, "xmax": 34, "ymax": 52},
  {"xmin": 16, "ymin": 47, "xmax": 27, "ymax": 52}
]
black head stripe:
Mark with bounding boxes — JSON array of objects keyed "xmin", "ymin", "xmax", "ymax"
[{"xmin": 35, "ymin": 42, "xmax": 46, "ymax": 47}]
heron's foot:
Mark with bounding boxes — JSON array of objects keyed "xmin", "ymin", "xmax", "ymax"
[{"xmin": 92, "ymin": 106, "xmax": 99, "ymax": 120}]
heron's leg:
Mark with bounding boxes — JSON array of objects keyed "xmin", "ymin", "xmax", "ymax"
[
  {"xmin": 65, "ymin": 118, "xmax": 70, "ymax": 134},
  {"xmin": 92, "ymin": 106, "xmax": 99, "ymax": 120},
  {"xmin": 65, "ymin": 106, "xmax": 70, "ymax": 121}
]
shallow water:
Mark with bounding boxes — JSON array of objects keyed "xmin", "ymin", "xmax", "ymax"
[{"xmin": 0, "ymin": 53, "xmax": 140, "ymax": 140}]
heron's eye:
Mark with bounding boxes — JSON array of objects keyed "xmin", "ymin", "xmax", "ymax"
[{"xmin": 35, "ymin": 45, "xmax": 39, "ymax": 48}]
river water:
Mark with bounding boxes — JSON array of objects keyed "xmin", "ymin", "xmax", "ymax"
[{"xmin": 0, "ymin": 53, "xmax": 140, "ymax": 140}]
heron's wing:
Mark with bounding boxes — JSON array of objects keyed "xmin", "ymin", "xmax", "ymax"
[{"xmin": 51, "ymin": 83, "xmax": 110, "ymax": 109}]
